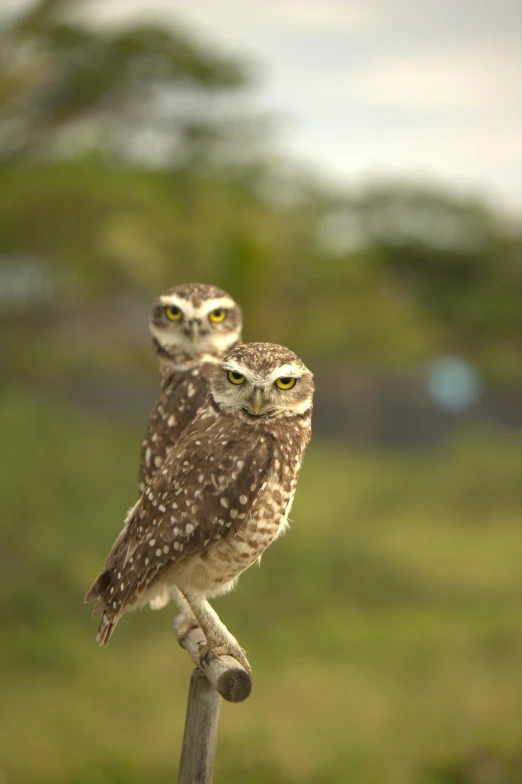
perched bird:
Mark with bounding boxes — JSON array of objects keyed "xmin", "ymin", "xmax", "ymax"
[
  {"xmin": 139, "ymin": 283, "xmax": 243, "ymax": 494},
  {"xmin": 85, "ymin": 343, "xmax": 314, "ymax": 669}
]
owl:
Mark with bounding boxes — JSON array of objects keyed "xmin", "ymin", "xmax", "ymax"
[
  {"xmin": 86, "ymin": 343, "xmax": 314, "ymax": 670},
  {"xmin": 139, "ymin": 283, "xmax": 242, "ymax": 493}
]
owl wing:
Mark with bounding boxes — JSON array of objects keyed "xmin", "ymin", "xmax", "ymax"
[
  {"xmin": 86, "ymin": 407, "xmax": 272, "ymax": 628},
  {"xmin": 138, "ymin": 366, "xmax": 213, "ymax": 491}
]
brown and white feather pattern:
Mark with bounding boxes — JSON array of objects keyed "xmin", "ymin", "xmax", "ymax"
[
  {"xmin": 88, "ymin": 403, "xmax": 311, "ymax": 644},
  {"xmin": 138, "ymin": 282, "xmax": 242, "ymax": 492},
  {"xmin": 86, "ymin": 342, "xmax": 313, "ymax": 646},
  {"xmin": 138, "ymin": 362, "xmax": 216, "ymax": 492}
]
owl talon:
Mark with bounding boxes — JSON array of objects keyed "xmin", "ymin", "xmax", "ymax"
[
  {"xmin": 198, "ymin": 641, "xmax": 251, "ymax": 673},
  {"xmin": 175, "ymin": 617, "xmax": 202, "ymax": 644}
]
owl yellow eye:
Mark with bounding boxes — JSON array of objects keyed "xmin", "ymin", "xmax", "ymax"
[
  {"xmin": 276, "ymin": 377, "xmax": 296, "ymax": 390},
  {"xmin": 165, "ymin": 306, "xmax": 182, "ymax": 321},
  {"xmin": 209, "ymin": 308, "xmax": 226, "ymax": 323},
  {"xmin": 227, "ymin": 370, "xmax": 246, "ymax": 385}
]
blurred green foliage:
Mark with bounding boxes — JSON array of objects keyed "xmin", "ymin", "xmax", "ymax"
[{"xmin": 1, "ymin": 389, "xmax": 522, "ymax": 784}]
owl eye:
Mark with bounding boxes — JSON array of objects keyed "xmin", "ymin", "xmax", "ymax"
[
  {"xmin": 276, "ymin": 377, "xmax": 296, "ymax": 390},
  {"xmin": 209, "ymin": 308, "xmax": 227, "ymax": 323},
  {"xmin": 165, "ymin": 306, "xmax": 182, "ymax": 321},
  {"xmin": 227, "ymin": 370, "xmax": 246, "ymax": 385}
]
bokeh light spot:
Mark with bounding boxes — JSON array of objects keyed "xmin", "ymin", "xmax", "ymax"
[{"xmin": 426, "ymin": 356, "xmax": 481, "ymax": 414}]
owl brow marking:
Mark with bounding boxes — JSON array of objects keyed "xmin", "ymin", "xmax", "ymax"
[
  {"xmin": 266, "ymin": 363, "xmax": 304, "ymax": 383},
  {"xmin": 157, "ymin": 294, "xmax": 187, "ymax": 313},
  {"xmin": 198, "ymin": 297, "xmax": 237, "ymax": 314}
]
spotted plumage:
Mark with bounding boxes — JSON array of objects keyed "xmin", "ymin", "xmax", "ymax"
[
  {"xmin": 139, "ymin": 283, "xmax": 242, "ymax": 492},
  {"xmin": 86, "ymin": 343, "xmax": 314, "ymax": 667}
]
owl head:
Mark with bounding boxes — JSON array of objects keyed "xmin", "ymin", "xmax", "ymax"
[
  {"xmin": 211, "ymin": 342, "xmax": 314, "ymax": 420},
  {"xmin": 150, "ymin": 283, "xmax": 242, "ymax": 363}
]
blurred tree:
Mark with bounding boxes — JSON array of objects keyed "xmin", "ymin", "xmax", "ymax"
[
  {"xmin": 0, "ymin": 0, "xmax": 251, "ymax": 163},
  {"xmin": 319, "ymin": 185, "xmax": 522, "ymax": 374},
  {"xmin": 0, "ymin": 0, "xmax": 276, "ymax": 301}
]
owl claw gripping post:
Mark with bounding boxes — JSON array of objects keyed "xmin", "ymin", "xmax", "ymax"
[{"xmin": 85, "ymin": 343, "xmax": 314, "ymax": 671}]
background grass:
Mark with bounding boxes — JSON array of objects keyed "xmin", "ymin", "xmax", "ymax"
[{"xmin": 1, "ymin": 388, "xmax": 522, "ymax": 784}]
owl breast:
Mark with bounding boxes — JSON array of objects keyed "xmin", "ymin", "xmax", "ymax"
[{"xmin": 172, "ymin": 451, "xmax": 303, "ymax": 598}]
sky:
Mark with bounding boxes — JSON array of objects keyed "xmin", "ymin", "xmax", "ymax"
[{"xmin": 8, "ymin": 0, "xmax": 522, "ymax": 211}]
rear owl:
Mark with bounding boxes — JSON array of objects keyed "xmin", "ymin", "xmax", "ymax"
[{"xmin": 139, "ymin": 283, "xmax": 242, "ymax": 492}]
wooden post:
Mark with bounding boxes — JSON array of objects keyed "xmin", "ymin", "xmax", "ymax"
[
  {"xmin": 178, "ymin": 669, "xmax": 221, "ymax": 784},
  {"xmin": 174, "ymin": 615, "xmax": 252, "ymax": 783},
  {"xmin": 173, "ymin": 616, "xmax": 252, "ymax": 703}
]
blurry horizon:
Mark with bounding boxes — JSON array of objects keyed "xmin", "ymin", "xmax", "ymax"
[{"xmin": 69, "ymin": 0, "xmax": 522, "ymax": 213}]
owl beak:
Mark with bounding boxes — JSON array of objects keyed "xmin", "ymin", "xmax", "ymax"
[
  {"xmin": 189, "ymin": 320, "xmax": 200, "ymax": 345},
  {"xmin": 251, "ymin": 387, "xmax": 263, "ymax": 415}
]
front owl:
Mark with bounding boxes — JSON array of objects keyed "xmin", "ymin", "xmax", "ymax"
[{"xmin": 86, "ymin": 342, "xmax": 314, "ymax": 670}]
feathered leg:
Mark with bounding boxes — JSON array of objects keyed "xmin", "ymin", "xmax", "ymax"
[{"xmin": 183, "ymin": 592, "xmax": 250, "ymax": 673}]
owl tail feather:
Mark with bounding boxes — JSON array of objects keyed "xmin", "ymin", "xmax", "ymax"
[
  {"xmin": 84, "ymin": 569, "xmax": 119, "ymax": 645},
  {"xmin": 84, "ymin": 569, "xmax": 111, "ymax": 604},
  {"xmin": 96, "ymin": 611, "xmax": 117, "ymax": 647}
]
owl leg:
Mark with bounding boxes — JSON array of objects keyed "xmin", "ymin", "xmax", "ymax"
[
  {"xmin": 148, "ymin": 585, "xmax": 171, "ymax": 610},
  {"xmin": 171, "ymin": 587, "xmax": 201, "ymax": 642},
  {"xmin": 183, "ymin": 593, "xmax": 251, "ymax": 673}
]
